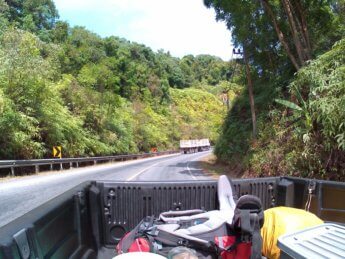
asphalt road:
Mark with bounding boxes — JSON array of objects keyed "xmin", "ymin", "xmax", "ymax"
[{"xmin": 0, "ymin": 151, "xmax": 212, "ymax": 227}]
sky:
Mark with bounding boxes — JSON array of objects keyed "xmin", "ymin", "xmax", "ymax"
[{"xmin": 53, "ymin": 0, "xmax": 233, "ymax": 60}]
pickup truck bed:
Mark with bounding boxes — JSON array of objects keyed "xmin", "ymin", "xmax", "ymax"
[{"xmin": 0, "ymin": 177, "xmax": 344, "ymax": 259}]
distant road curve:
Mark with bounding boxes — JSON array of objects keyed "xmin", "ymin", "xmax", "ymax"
[{"xmin": 0, "ymin": 151, "xmax": 212, "ymax": 227}]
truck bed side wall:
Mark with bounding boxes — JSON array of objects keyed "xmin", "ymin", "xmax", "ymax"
[
  {"xmin": 282, "ymin": 177, "xmax": 345, "ymax": 223},
  {"xmin": 0, "ymin": 182, "xmax": 97, "ymax": 259},
  {"xmin": 0, "ymin": 177, "xmax": 344, "ymax": 258}
]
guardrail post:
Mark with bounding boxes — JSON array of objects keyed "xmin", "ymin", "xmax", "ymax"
[
  {"xmin": 11, "ymin": 167, "xmax": 15, "ymax": 176},
  {"xmin": 60, "ymin": 163, "xmax": 63, "ymax": 170},
  {"xmin": 35, "ymin": 165, "xmax": 39, "ymax": 173},
  {"xmin": 50, "ymin": 164, "xmax": 53, "ymax": 171},
  {"xmin": 94, "ymin": 160, "xmax": 97, "ymax": 165},
  {"xmin": 69, "ymin": 162, "xmax": 73, "ymax": 169},
  {"xmin": 76, "ymin": 162, "xmax": 79, "ymax": 168}
]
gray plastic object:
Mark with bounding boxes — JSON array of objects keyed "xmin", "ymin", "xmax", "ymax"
[{"xmin": 278, "ymin": 223, "xmax": 345, "ymax": 259}]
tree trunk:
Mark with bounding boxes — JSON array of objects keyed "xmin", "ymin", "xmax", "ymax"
[
  {"xmin": 289, "ymin": 1, "xmax": 311, "ymax": 60},
  {"xmin": 244, "ymin": 46, "xmax": 257, "ymax": 139},
  {"xmin": 281, "ymin": 0, "xmax": 306, "ymax": 65},
  {"xmin": 267, "ymin": 50, "xmax": 275, "ymax": 71},
  {"xmin": 261, "ymin": 0, "xmax": 300, "ymax": 70},
  {"xmin": 294, "ymin": 0, "xmax": 312, "ymax": 59}
]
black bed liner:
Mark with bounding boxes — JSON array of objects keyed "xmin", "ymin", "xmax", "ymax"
[{"xmin": 0, "ymin": 177, "xmax": 344, "ymax": 259}]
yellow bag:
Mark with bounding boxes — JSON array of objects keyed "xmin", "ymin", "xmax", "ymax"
[{"xmin": 261, "ymin": 207, "xmax": 323, "ymax": 259}]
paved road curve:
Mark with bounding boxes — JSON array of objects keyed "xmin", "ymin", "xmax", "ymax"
[{"xmin": 0, "ymin": 151, "xmax": 212, "ymax": 227}]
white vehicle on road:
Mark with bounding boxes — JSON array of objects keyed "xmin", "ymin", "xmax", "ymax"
[{"xmin": 180, "ymin": 139, "xmax": 211, "ymax": 154}]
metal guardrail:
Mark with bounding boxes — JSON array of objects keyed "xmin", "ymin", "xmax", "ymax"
[{"xmin": 0, "ymin": 151, "xmax": 178, "ymax": 176}]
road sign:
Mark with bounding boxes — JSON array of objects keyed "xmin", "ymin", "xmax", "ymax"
[{"xmin": 53, "ymin": 146, "xmax": 62, "ymax": 158}]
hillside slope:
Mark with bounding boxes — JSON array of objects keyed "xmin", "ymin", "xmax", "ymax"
[{"xmin": 0, "ymin": 2, "xmax": 229, "ymax": 159}]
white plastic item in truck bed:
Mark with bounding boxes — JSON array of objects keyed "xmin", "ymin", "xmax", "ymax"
[{"xmin": 278, "ymin": 223, "xmax": 345, "ymax": 259}]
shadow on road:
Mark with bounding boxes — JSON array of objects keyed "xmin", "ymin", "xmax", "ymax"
[{"xmin": 169, "ymin": 161, "xmax": 219, "ymax": 178}]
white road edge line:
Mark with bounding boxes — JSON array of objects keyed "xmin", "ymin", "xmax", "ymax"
[
  {"xmin": 186, "ymin": 160, "xmax": 197, "ymax": 180},
  {"xmin": 186, "ymin": 152, "xmax": 211, "ymax": 180},
  {"xmin": 126, "ymin": 154, "xmax": 183, "ymax": 181}
]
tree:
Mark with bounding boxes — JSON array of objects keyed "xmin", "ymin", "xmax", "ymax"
[
  {"xmin": 78, "ymin": 62, "xmax": 121, "ymax": 94},
  {"xmin": 0, "ymin": 0, "xmax": 9, "ymax": 32},
  {"xmin": 50, "ymin": 21, "xmax": 69, "ymax": 43},
  {"xmin": 5, "ymin": 0, "xmax": 59, "ymax": 38},
  {"xmin": 204, "ymin": 0, "xmax": 344, "ymax": 72},
  {"xmin": 62, "ymin": 26, "xmax": 106, "ymax": 73},
  {"xmin": 0, "ymin": 11, "xmax": 232, "ymax": 160},
  {"xmin": 243, "ymin": 47, "xmax": 257, "ymax": 139}
]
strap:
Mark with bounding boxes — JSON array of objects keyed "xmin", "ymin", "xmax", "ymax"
[
  {"xmin": 153, "ymin": 228, "xmax": 218, "ymax": 255},
  {"xmin": 119, "ymin": 219, "xmax": 144, "ymax": 253},
  {"xmin": 120, "ymin": 216, "xmax": 156, "ymax": 253},
  {"xmin": 159, "ymin": 209, "xmax": 205, "ymax": 223},
  {"xmin": 146, "ymin": 234, "xmax": 157, "ymax": 253},
  {"xmin": 154, "ymin": 228, "xmax": 186, "ymax": 246},
  {"xmin": 233, "ymin": 208, "xmax": 263, "ymax": 259},
  {"xmin": 250, "ymin": 214, "xmax": 262, "ymax": 259},
  {"xmin": 239, "ymin": 210, "xmax": 252, "ymax": 234}
]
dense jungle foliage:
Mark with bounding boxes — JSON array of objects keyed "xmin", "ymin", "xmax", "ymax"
[
  {"xmin": 1, "ymin": 0, "xmax": 344, "ymax": 181},
  {"xmin": 205, "ymin": 0, "xmax": 345, "ymax": 180},
  {"xmin": 0, "ymin": 0, "xmax": 235, "ymax": 159}
]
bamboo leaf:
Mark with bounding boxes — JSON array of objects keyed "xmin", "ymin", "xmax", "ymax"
[{"xmin": 274, "ymin": 99, "xmax": 303, "ymax": 111}]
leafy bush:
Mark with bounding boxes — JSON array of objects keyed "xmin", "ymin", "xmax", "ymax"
[
  {"xmin": 0, "ymin": 1, "xmax": 233, "ymax": 160},
  {"xmin": 250, "ymin": 39, "xmax": 345, "ymax": 180},
  {"xmin": 0, "ymin": 28, "xmax": 228, "ymax": 159},
  {"xmin": 287, "ymin": 39, "xmax": 345, "ymax": 178}
]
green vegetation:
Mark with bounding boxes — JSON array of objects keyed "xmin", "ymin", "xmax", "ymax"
[
  {"xmin": 1, "ymin": 0, "xmax": 343, "ymax": 181},
  {"xmin": 205, "ymin": 0, "xmax": 345, "ymax": 180},
  {"xmin": 0, "ymin": 0, "xmax": 229, "ymax": 159}
]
